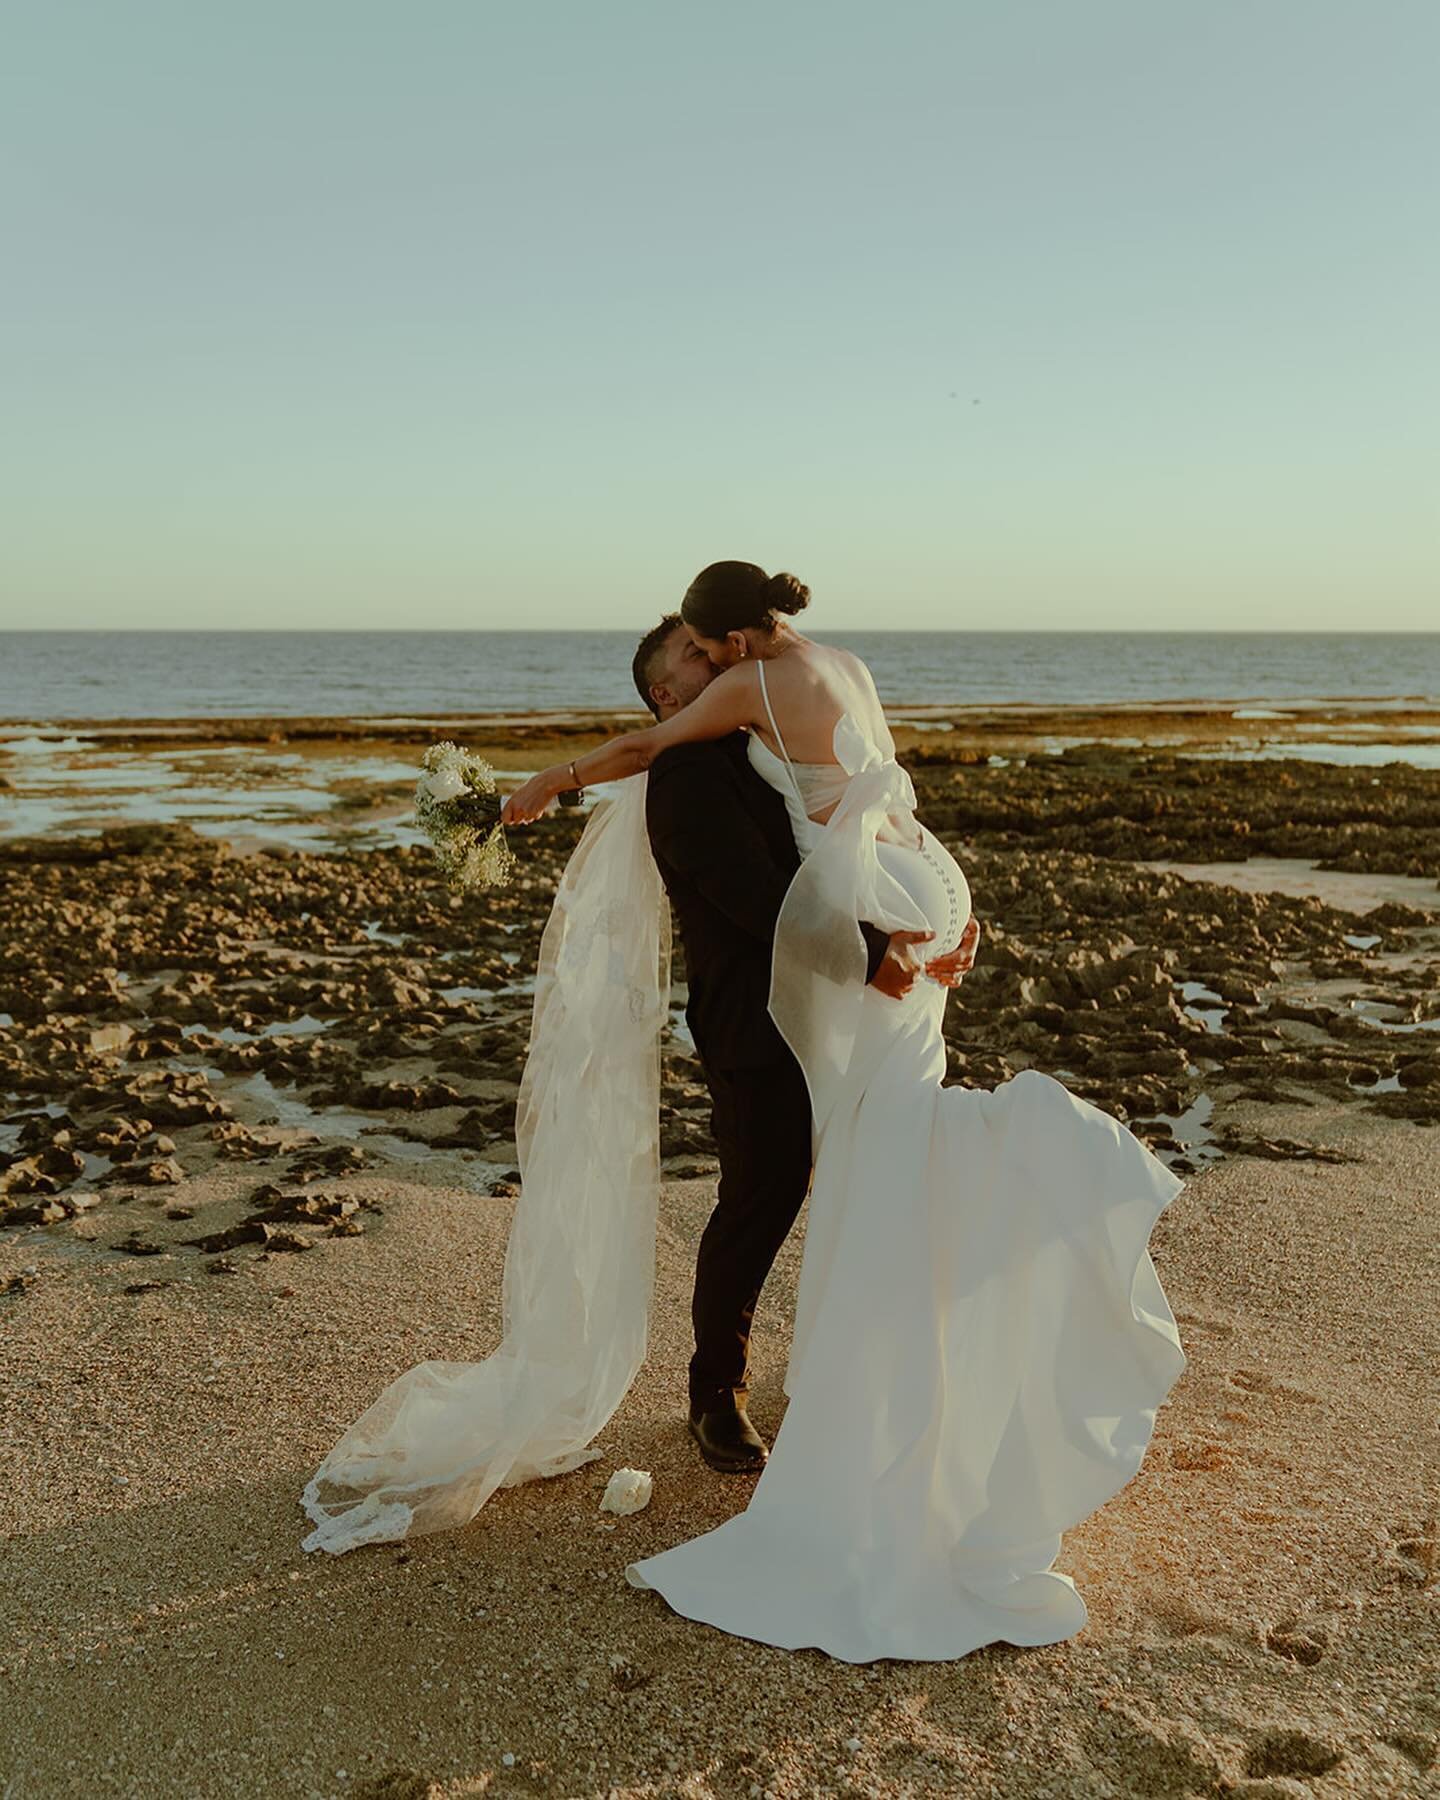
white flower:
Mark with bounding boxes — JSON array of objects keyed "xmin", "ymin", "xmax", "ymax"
[
  {"xmin": 414, "ymin": 742, "xmax": 512, "ymax": 891},
  {"xmin": 599, "ymin": 1467, "xmax": 653, "ymax": 1515},
  {"xmin": 418, "ymin": 766, "xmax": 467, "ymax": 802}
]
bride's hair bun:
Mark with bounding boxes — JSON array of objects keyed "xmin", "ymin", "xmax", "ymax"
[
  {"xmin": 764, "ymin": 572, "xmax": 810, "ymax": 616},
  {"xmin": 681, "ymin": 560, "xmax": 812, "ymax": 636}
]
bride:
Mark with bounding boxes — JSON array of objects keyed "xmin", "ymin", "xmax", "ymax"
[
  {"xmin": 299, "ymin": 560, "xmax": 1185, "ymax": 1666},
  {"xmin": 496, "ymin": 561, "xmax": 1188, "ymax": 1662}
]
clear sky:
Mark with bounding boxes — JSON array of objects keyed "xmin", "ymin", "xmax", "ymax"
[{"xmin": 2, "ymin": 0, "xmax": 1436, "ymax": 632}]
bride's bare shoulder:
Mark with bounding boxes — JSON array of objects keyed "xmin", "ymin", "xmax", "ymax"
[
  {"xmin": 816, "ymin": 642, "xmax": 880, "ymax": 699},
  {"xmin": 819, "ymin": 644, "xmax": 889, "ymax": 740},
  {"xmin": 790, "ymin": 638, "xmax": 863, "ymax": 683}
]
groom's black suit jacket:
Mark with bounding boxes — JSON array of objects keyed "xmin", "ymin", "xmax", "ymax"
[{"xmin": 645, "ymin": 731, "xmax": 888, "ymax": 1072}]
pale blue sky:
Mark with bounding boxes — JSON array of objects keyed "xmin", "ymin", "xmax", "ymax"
[{"xmin": 2, "ymin": 0, "xmax": 1436, "ymax": 631}]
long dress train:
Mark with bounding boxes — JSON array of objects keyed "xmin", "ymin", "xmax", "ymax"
[{"xmin": 624, "ymin": 679, "xmax": 1187, "ymax": 1661}]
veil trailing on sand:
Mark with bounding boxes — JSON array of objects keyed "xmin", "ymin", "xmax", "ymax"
[{"xmin": 300, "ymin": 776, "xmax": 670, "ymax": 1555}]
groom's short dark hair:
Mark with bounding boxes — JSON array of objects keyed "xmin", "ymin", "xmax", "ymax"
[{"xmin": 632, "ymin": 613, "xmax": 683, "ymax": 719}]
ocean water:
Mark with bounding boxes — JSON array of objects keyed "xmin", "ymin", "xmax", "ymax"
[{"xmin": 1, "ymin": 630, "xmax": 1438, "ymax": 720}]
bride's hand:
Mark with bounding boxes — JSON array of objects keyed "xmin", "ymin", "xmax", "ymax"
[
  {"xmin": 871, "ymin": 929, "xmax": 934, "ymax": 1000},
  {"xmin": 502, "ymin": 767, "xmax": 564, "ymax": 826},
  {"xmin": 927, "ymin": 918, "xmax": 980, "ymax": 987}
]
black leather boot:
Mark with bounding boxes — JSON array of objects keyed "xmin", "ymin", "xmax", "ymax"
[{"xmin": 687, "ymin": 1398, "xmax": 769, "ymax": 1473}]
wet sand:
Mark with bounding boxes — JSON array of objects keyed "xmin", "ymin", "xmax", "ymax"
[{"xmin": 1, "ymin": 704, "xmax": 1437, "ymax": 1796}]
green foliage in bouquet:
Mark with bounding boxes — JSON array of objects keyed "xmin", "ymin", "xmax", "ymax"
[{"xmin": 414, "ymin": 742, "xmax": 515, "ymax": 891}]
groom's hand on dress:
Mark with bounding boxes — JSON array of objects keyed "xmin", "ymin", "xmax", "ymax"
[
  {"xmin": 871, "ymin": 929, "xmax": 934, "ymax": 1000},
  {"xmin": 926, "ymin": 917, "xmax": 980, "ymax": 987}
]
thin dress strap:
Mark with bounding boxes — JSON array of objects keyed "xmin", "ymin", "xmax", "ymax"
[{"xmin": 755, "ymin": 660, "xmax": 805, "ymax": 808}]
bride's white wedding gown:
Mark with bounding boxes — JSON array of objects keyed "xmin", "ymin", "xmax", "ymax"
[
  {"xmin": 298, "ymin": 664, "xmax": 1185, "ymax": 1666},
  {"xmin": 623, "ymin": 666, "xmax": 1187, "ymax": 1661}
]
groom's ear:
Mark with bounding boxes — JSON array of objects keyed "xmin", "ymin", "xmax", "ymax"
[{"xmin": 648, "ymin": 681, "xmax": 672, "ymax": 717}]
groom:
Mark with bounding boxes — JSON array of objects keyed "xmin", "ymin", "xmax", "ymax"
[{"xmin": 632, "ymin": 614, "xmax": 966, "ymax": 1473}]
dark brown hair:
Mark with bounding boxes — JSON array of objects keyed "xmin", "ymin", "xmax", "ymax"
[
  {"xmin": 680, "ymin": 561, "xmax": 810, "ymax": 639},
  {"xmin": 631, "ymin": 612, "xmax": 683, "ymax": 718}
]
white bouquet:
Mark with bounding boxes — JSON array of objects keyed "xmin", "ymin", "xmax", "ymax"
[{"xmin": 414, "ymin": 742, "xmax": 514, "ymax": 891}]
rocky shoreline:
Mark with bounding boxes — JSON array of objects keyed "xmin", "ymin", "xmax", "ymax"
[{"xmin": 2, "ymin": 718, "xmax": 1436, "ymax": 1265}]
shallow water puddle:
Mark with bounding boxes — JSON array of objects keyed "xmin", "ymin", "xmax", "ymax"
[
  {"xmin": 1348, "ymin": 998, "xmax": 1440, "ymax": 1034},
  {"xmin": 1181, "ymin": 740, "xmax": 1440, "ymax": 769},
  {"xmin": 362, "ymin": 920, "xmax": 409, "ymax": 946},
  {"xmin": 1141, "ymin": 857, "xmax": 1440, "ymax": 917},
  {"xmin": 0, "ymin": 740, "xmax": 426, "ymax": 851},
  {"xmin": 1147, "ymin": 1092, "xmax": 1222, "ymax": 1165},
  {"xmin": 1177, "ymin": 980, "xmax": 1230, "ymax": 1035},
  {"xmin": 219, "ymin": 1069, "xmax": 510, "ymax": 1187},
  {"xmin": 1350, "ymin": 1072, "xmax": 1403, "ymax": 1094},
  {"xmin": 179, "ymin": 1014, "xmax": 333, "ymax": 1046}
]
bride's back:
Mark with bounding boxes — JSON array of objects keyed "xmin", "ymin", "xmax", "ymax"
[{"xmin": 752, "ymin": 638, "xmax": 891, "ymax": 766}]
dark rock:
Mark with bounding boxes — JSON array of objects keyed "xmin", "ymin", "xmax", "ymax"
[
  {"xmin": 340, "ymin": 1078, "xmax": 464, "ymax": 1112},
  {"xmin": 263, "ymin": 1230, "xmax": 315, "ymax": 1253},
  {"xmin": 184, "ymin": 1218, "xmax": 277, "ymax": 1252},
  {"xmin": 137, "ymin": 1157, "xmax": 185, "ymax": 1185},
  {"xmin": 7, "ymin": 1198, "xmax": 68, "ymax": 1224},
  {"xmin": 116, "ymin": 1233, "xmax": 166, "ymax": 1256},
  {"xmin": 1364, "ymin": 901, "xmax": 1438, "ymax": 928},
  {"xmin": 256, "ymin": 1188, "xmax": 358, "ymax": 1225},
  {"xmin": 17, "ymin": 1112, "xmax": 79, "ymax": 1149},
  {"xmin": 1215, "ymin": 1131, "xmax": 1359, "ymax": 1164},
  {"xmin": 428, "ymin": 1107, "xmax": 493, "ymax": 1150},
  {"xmin": 2, "ymin": 1160, "xmax": 65, "ymax": 1198},
  {"xmin": 287, "ymin": 1144, "xmax": 370, "ymax": 1180}
]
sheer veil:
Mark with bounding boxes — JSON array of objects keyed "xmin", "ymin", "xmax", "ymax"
[{"xmin": 301, "ymin": 776, "xmax": 670, "ymax": 1555}]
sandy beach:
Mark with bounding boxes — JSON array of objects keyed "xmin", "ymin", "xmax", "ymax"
[{"xmin": 2, "ymin": 704, "xmax": 1437, "ymax": 1797}]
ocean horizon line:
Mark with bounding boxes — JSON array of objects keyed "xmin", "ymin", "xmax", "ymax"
[
  {"xmin": 3, "ymin": 625, "xmax": 1438, "ymax": 636},
  {"xmin": 6, "ymin": 628, "xmax": 1437, "ymax": 719}
]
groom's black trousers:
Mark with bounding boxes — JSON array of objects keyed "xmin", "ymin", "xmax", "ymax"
[
  {"xmin": 689, "ymin": 1047, "xmax": 814, "ymax": 1414},
  {"xmin": 644, "ymin": 733, "xmax": 886, "ymax": 1418}
]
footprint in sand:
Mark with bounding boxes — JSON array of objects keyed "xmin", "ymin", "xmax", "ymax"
[
  {"xmin": 1175, "ymin": 1309, "xmax": 1235, "ymax": 1338},
  {"xmin": 1380, "ymin": 1516, "xmax": 1439, "ymax": 1586},
  {"xmin": 1228, "ymin": 1784, "xmax": 1327, "ymax": 1799},
  {"xmin": 1265, "ymin": 1619, "xmax": 1329, "ymax": 1665},
  {"xmin": 1081, "ymin": 1704, "xmax": 1223, "ymax": 1794},
  {"xmin": 1149, "ymin": 1592, "xmax": 1235, "ymax": 1640},
  {"xmin": 878, "ymin": 1738, "xmax": 960, "ymax": 1782},
  {"xmin": 1229, "ymin": 1369, "xmax": 1321, "ymax": 1405},
  {"xmin": 350, "ymin": 1772, "xmax": 435, "ymax": 1800},
  {"xmin": 1382, "ymin": 1730, "xmax": 1437, "ymax": 1774},
  {"xmin": 1244, "ymin": 1728, "xmax": 1344, "ymax": 1780}
]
